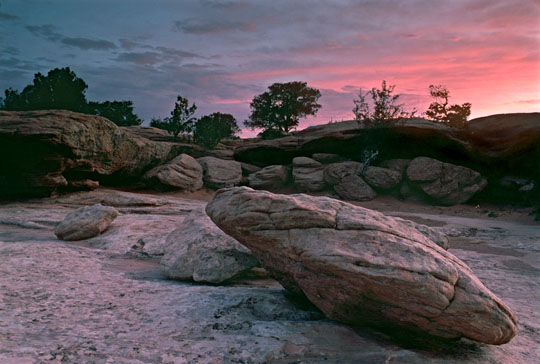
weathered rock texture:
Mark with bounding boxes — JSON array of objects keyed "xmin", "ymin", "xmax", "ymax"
[
  {"xmin": 248, "ymin": 165, "xmax": 288, "ymax": 190},
  {"xmin": 206, "ymin": 187, "xmax": 518, "ymax": 345},
  {"xmin": 54, "ymin": 204, "xmax": 119, "ymax": 241},
  {"xmin": 406, "ymin": 157, "xmax": 488, "ymax": 205},
  {"xmin": 197, "ymin": 156, "xmax": 242, "ymax": 189},
  {"xmin": 144, "ymin": 153, "xmax": 203, "ymax": 191},
  {"xmin": 363, "ymin": 166, "xmax": 402, "ymax": 190},
  {"xmin": 160, "ymin": 209, "xmax": 258, "ymax": 283},
  {"xmin": 324, "ymin": 162, "xmax": 376, "ymax": 201},
  {"xmin": 0, "ymin": 110, "xmax": 192, "ymax": 198},
  {"xmin": 292, "ymin": 157, "xmax": 326, "ymax": 192}
]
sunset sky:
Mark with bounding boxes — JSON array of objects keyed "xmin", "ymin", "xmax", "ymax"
[{"xmin": 1, "ymin": 0, "xmax": 539, "ymax": 136}]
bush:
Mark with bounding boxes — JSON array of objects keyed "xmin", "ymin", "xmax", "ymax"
[
  {"xmin": 425, "ymin": 85, "xmax": 471, "ymax": 128},
  {"xmin": 150, "ymin": 95, "xmax": 197, "ymax": 138},
  {"xmin": 193, "ymin": 112, "xmax": 240, "ymax": 149}
]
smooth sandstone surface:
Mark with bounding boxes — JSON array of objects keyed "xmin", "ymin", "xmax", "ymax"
[
  {"xmin": 206, "ymin": 187, "xmax": 518, "ymax": 345},
  {"xmin": 54, "ymin": 204, "xmax": 119, "ymax": 241},
  {"xmin": 248, "ymin": 165, "xmax": 289, "ymax": 190},
  {"xmin": 0, "ymin": 188, "xmax": 539, "ymax": 363}
]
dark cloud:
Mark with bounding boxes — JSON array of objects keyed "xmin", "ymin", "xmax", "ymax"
[
  {"xmin": 119, "ymin": 38, "xmax": 138, "ymax": 50},
  {"xmin": 61, "ymin": 37, "xmax": 116, "ymax": 50},
  {"xmin": 175, "ymin": 18, "xmax": 256, "ymax": 34},
  {"xmin": 0, "ymin": 11, "xmax": 19, "ymax": 20},
  {"xmin": 115, "ymin": 51, "xmax": 162, "ymax": 65},
  {"xmin": 26, "ymin": 24, "xmax": 116, "ymax": 50},
  {"xmin": 25, "ymin": 24, "xmax": 62, "ymax": 41}
]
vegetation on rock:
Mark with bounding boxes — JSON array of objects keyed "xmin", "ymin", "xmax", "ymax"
[
  {"xmin": 193, "ymin": 112, "xmax": 240, "ymax": 149},
  {"xmin": 425, "ymin": 84, "xmax": 471, "ymax": 128},
  {"xmin": 150, "ymin": 95, "xmax": 197, "ymax": 139},
  {"xmin": 1, "ymin": 67, "xmax": 142, "ymax": 126},
  {"xmin": 244, "ymin": 81, "xmax": 321, "ymax": 134}
]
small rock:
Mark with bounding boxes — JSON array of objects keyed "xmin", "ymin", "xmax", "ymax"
[
  {"xmin": 160, "ymin": 209, "xmax": 258, "ymax": 283},
  {"xmin": 363, "ymin": 166, "xmax": 402, "ymax": 190},
  {"xmin": 197, "ymin": 156, "xmax": 242, "ymax": 189},
  {"xmin": 144, "ymin": 154, "xmax": 203, "ymax": 191},
  {"xmin": 248, "ymin": 165, "xmax": 288, "ymax": 190},
  {"xmin": 292, "ymin": 157, "xmax": 326, "ymax": 192},
  {"xmin": 54, "ymin": 204, "xmax": 119, "ymax": 241}
]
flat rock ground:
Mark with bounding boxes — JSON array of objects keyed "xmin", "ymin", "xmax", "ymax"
[{"xmin": 0, "ymin": 189, "xmax": 539, "ymax": 364}]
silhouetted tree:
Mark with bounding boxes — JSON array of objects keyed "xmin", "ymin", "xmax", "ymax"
[
  {"xmin": 425, "ymin": 85, "xmax": 471, "ymax": 128},
  {"xmin": 193, "ymin": 112, "xmax": 240, "ymax": 149},
  {"xmin": 86, "ymin": 100, "xmax": 142, "ymax": 126},
  {"xmin": 353, "ymin": 80, "xmax": 416, "ymax": 126},
  {"xmin": 244, "ymin": 81, "xmax": 321, "ymax": 133},
  {"xmin": 2, "ymin": 67, "xmax": 88, "ymax": 112},
  {"xmin": 150, "ymin": 95, "xmax": 197, "ymax": 138}
]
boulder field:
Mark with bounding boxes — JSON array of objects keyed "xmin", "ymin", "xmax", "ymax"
[{"xmin": 206, "ymin": 187, "xmax": 518, "ymax": 345}]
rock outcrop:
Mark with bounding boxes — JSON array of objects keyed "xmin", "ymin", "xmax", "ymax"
[
  {"xmin": 54, "ymin": 204, "xmax": 119, "ymax": 241},
  {"xmin": 0, "ymin": 110, "xmax": 190, "ymax": 198},
  {"xmin": 160, "ymin": 209, "xmax": 258, "ymax": 283},
  {"xmin": 197, "ymin": 156, "xmax": 242, "ymax": 189},
  {"xmin": 248, "ymin": 165, "xmax": 288, "ymax": 190},
  {"xmin": 292, "ymin": 157, "xmax": 326, "ymax": 192},
  {"xmin": 405, "ymin": 157, "xmax": 487, "ymax": 205},
  {"xmin": 144, "ymin": 153, "xmax": 203, "ymax": 191},
  {"xmin": 206, "ymin": 187, "xmax": 518, "ymax": 345}
]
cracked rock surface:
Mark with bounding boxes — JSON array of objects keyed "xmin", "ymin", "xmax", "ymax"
[{"xmin": 206, "ymin": 187, "xmax": 518, "ymax": 344}]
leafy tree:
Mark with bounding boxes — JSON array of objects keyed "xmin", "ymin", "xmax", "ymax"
[
  {"xmin": 2, "ymin": 67, "xmax": 88, "ymax": 112},
  {"xmin": 193, "ymin": 112, "xmax": 240, "ymax": 149},
  {"xmin": 244, "ymin": 81, "xmax": 321, "ymax": 133},
  {"xmin": 86, "ymin": 100, "xmax": 142, "ymax": 126},
  {"xmin": 150, "ymin": 95, "xmax": 197, "ymax": 138},
  {"xmin": 353, "ymin": 80, "xmax": 416, "ymax": 126},
  {"xmin": 425, "ymin": 85, "xmax": 471, "ymax": 128}
]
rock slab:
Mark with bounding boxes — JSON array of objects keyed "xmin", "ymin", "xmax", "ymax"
[
  {"xmin": 206, "ymin": 187, "xmax": 518, "ymax": 345},
  {"xmin": 144, "ymin": 153, "xmax": 203, "ymax": 191},
  {"xmin": 160, "ymin": 209, "xmax": 258, "ymax": 283},
  {"xmin": 54, "ymin": 204, "xmax": 119, "ymax": 241}
]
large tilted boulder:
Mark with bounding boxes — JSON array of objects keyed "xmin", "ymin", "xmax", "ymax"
[
  {"xmin": 406, "ymin": 157, "xmax": 487, "ymax": 205},
  {"xmin": 144, "ymin": 153, "xmax": 203, "ymax": 191},
  {"xmin": 54, "ymin": 204, "xmax": 119, "ymax": 241},
  {"xmin": 292, "ymin": 157, "xmax": 326, "ymax": 192},
  {"xmin": 248, "ymin": 165, "xmax": 288, "ymax": 190},
  {"xmin": 206, "ymin": 187, "xmax": 518, "ymax": 345},
  {"xmin": 197, "ymin": 156, "xmax": 242, "ymax": 189},
  {"xmin": 160, "ymin": 209, "xmax": 258, "ymax": 283},
  {"xmin": 324, "ymin": 162, "xmax": 376, "ymax": 201}
]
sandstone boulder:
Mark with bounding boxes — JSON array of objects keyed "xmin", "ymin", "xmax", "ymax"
[
  {"xmin": 378, "ymin": 159, "xmax": 411, "ymax": 177},
  {"xmin": 406, "ymin": 157, "xmax": 487, "ymax": 205},
  {"xmin": 160, "ymin": 209, "xmax": 258, "ymax": 283},
  {"xmin": 292, "ymin": 157, "xmax": 326, "ymax": 192},
  {"xmin": 144, "ymin": 153, "xmax": 203, "ymax": 191},
  {"xmin": 197, "ymin": 156, "xmax": 242, "ymax": 189},
  {"xmin": 324, "ymin": 162, "xmax": 376, "ymax": 201},
  {"xmin": 54, "ymin": 204, "xmax": 119, "ymax": 241},
  {"xmin": 363, "ymin": 166, "xmax": 402, "ymax": 190},
  {"xmin": 248, "ymin": 165, "xmax": 288, "ymax": 190},
  {"xmin": 206, "ymin": 187, "xmax": 518, "ymax": 345}
]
